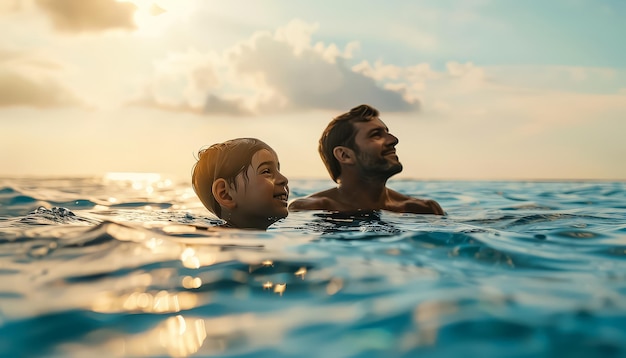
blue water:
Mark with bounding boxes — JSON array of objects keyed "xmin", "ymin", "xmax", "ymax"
[{"xmin": 1, "ymin": 175, "xmax": 625, "ymax": 357}]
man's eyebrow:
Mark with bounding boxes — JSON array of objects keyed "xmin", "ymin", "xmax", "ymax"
[{"xmin": 367, "ymin": 126, "xmax": 388, "ymax": 135}]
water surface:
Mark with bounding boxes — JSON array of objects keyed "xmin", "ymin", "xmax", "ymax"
[{"xmin": 1, "ymin": 175, "xmax": 625, "ymax": 357}]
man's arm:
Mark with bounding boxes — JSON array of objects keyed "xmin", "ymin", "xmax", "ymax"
[
  {"xmin": 288, "ymin": 196, "xmax": 332, "ymax": 211},
  {"xmin": 388, "ymin": 189, "xmax": 445, "ymax": 215},
  {"xmin": 401, "ymin": 198, "xmax": 445, "ymax": 215},
  {"xmin": 426, "ymin": 199, "xmax": 445, "ymax": 215},
  {"xmin": 288, "ymin": 188, "xmax": 342, "ymax": 211}
]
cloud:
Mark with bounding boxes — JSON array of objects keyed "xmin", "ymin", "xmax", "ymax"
[
  {"xmin": 127, "ymin": 94, "xmax": 251, "ymax": 116},
  {"xmin": 53, "ymin": 15, "xmax": 621, "ymax": 128},
  {"xmin": 231, "ymin": 29, "xmax": 416, "ymax": 113},
  {"xmin": 0, "ymin": 50, "xmax": 83, "ymax": 108},
  {"xmin": 0, "ymin": 0, "xmax": 21, "ymax": 13},
  {"xmin": 125, "ymin": 50, "xmax": 250, "ymax": 116},
  {"xmin": 352, "ymin": 60, "xmax": 489, "ymax": 106},
  {"xmin": 486, "ymin": 65, "xmax": 625, "ymax": 94},
  {"xmin": 0, "ymin": 70, "xmax": 82, "ymax": 108},
  {"xmin": 137, "ymin": 19, "xmax": 416, "ymax": 116},
  {"xmin": 350, "ymin": 55, "xmax": 625, "ymax": 138},
  {"xmin": 35, "ymin": 0, "xmax": 137, "ymax": 33}
]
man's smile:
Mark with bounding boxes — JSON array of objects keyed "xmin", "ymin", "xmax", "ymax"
[{"xmin": 382, "ymin": 149, "xmax": 398, "ymax": 157}]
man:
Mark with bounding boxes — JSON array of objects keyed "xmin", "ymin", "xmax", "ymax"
[{"xmin": 288, "ymin": 104, "xmax": 444, "ymax": 215}]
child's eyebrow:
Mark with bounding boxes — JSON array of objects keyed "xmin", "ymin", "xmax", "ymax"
[{"xmin": 256, "ymin": 161, "xmax": 276, "ymax": 169}]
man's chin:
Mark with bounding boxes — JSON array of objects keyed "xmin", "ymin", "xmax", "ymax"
[
  {"xmin": 371, "ymin": 164, "xmax": 403, "ymax": 180},
  {"xmin": 388, "ymin": 163, "xmax": 403, "ymax": 176}
]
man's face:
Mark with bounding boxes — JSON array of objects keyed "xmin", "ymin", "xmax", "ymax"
[
  {"xmin": 231, "ymin": 149, "xmax": 289, "ymax": 226},
  {"xmin": 351, "ymin": 117, "xmax": 403, "ymax": 179}
]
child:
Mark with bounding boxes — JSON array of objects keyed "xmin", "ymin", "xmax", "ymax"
[{"xmin": 191, "ymin": 138, "xmax": 289, "ymax": 230}]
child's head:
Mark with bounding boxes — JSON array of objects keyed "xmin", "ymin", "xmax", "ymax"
[{"xmin": 192, "ymin": 138, "xmax": 289, "ymax": 229}]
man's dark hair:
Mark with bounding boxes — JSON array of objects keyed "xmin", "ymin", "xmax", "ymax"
[{"xmin": 318, "ymin": 104, "xmax": 380, "ymax": 182}]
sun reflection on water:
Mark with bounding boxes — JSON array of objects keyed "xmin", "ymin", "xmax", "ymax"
[
  {"xmin": 326, "ymin": 278, "xmax": 343, "ymax": 295},
  {"xmin": 399, "ymin": 300, "xmax": 459, "ymax": 350},
  {"xmin": 273, "ymin": 283, "xmax": 286, "ymax": 296},
  {"xmin": 103, "ymin": 172, "xmax": 174, "ymax": 197},
  {"xmin": 152, "ymin": 315, "xmax": 211, "ymax": 357},
  {"xmin": 182, "ymin": 276, "xmax": 202, "ymax": 289},
  {"xmin": 92, "ymin": 290, "xmax": 199, "ymax": 314},
  {"xmin": 112, "ymin": 315, "xmax": 215, "ymax": 357},
  {"xmin": 294, "ymin": 267, "xmax": 307, "ymax": 279},
  {"xmin": 180, "ymin": 246, "xmax": 217, "ymax": 269}
]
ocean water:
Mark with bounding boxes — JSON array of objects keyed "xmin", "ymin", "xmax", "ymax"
[{"xmin": 1, "ymin": 174, "xmax": 625, "ymax": 357}]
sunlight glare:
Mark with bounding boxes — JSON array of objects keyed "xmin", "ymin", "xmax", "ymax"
[
  {"xmin": 117, "ymin": 0, "xmax": 196, "ymax": 36},
  {"xmin": 182, "ymin": 276, "xmax": 203, "ymax": 289},
  {"xmin": 180, "ymin": 246, "xmax": 217, "ymax": 269},
  {"xmin": 105, "ymin": 172, "xmax": 162, "ymax": 182},
  {"xmin": 294, "ymin": 267, "xmax": 307, "ymax": 279},
  {"xmin": 92, "ymin": 290, "xmax": 198, "ymax": 314},
  {"xmin": 273, "ymin": 283, "xmax": 286, "ymax": 296},
  {"xmin": 326, "ymin": 278, "xmax": 343, "ymax": 295},
  {"xmin": 157, "ymin": 315, "xmax": 208, "ymax": 357}
]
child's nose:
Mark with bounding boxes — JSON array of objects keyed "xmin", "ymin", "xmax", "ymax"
[{"xmin": 276, "ymin": 171, "xmax": 288, "ymax": 185}]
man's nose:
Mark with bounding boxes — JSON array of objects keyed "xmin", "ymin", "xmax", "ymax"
[{"xmin": 386, "ymin": 132, "xmax": 399, "ymax": 145}]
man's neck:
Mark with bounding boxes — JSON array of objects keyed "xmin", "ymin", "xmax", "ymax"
[{"xmin": 336, "ymin": 175, "xmax": 389, "ymax": 210}]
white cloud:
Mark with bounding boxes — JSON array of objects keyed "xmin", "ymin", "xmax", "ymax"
[
  {"xmin": 350, "ymin": 59, "xmax": 626, "ymax": 134},
  {"xmin": 135, "ymin": 19, "xmax": 416, "ymax": 115},
  {"xmin": 0, "ymin": 50, "xmax": 83, "ymax": 108},
  {"xmin": 231, "ymin": 29, "xmax": 415, "ymax": 113},
  {"xmin": 127, "ymin": 94, "xmax": 250, "ymax": 116},
  {"xmin": 0, "ymin": 0, "xmax": 20, "ymax": 13},
  {"xmin": 34, "ymin": 0, "xmax": 137, "ymax": 33},
  {"xmin": 486, "ymin": 65, "xmax": 624, "ymax": 93},
  {"xmin": 386, "ymin": 24, "xmax": 438, "ymax": 51}
]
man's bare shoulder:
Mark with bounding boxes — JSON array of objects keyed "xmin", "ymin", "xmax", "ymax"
[
  {"xmin": 288, "ymin": 189, "xmax": 340, "ymax": 211},
  {"xmin": 388, "ymin": 189, "xmax": 445, "ymax": 215}
]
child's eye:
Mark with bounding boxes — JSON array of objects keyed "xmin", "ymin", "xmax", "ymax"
[{"xmin": 261, "ymin": 168, "xmax": 271, "ymax": 174}]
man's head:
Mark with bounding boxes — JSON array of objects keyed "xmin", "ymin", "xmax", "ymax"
[
  {"xmin": 192, "ymin": 138, "xmax": 280, "ymax": 219},
  {"xmin": 319, "ymin": 104, "xmax": 402, "ymax": 183}
]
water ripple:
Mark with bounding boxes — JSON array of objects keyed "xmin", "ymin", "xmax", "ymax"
[{"xmin": 0, "ymin": 178, "xmax": 625, "ymax": 357}]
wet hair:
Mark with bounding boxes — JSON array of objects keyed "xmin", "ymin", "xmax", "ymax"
[
  {"xmin": 318, "ymin": 104, "xmax": 380, "ymax": 182},
  {"xmin": 191, "ymin": 138, "xmax": 274, "ymax": 218}
]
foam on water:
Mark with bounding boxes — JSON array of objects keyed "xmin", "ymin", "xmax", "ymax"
[{"xmin": 0, "ymin": 175, "xmax": 625, "ymax": 357}]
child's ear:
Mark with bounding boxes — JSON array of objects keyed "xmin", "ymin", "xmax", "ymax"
[
  {"xmin": 333, "ymin": 146, "xmax": 355, "ymax": 165},
  {"xmin": 212, "ymin": 178, "xmax": 237, "ymax": 209}
]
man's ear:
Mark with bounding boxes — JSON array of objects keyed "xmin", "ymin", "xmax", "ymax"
[
  {"xmin": 333, "ymin": 146, "xmax": 355, "ymax": 165},
  {"xmin": 212, "ymin": 178, "xmax": 237, "ymax": 209}
]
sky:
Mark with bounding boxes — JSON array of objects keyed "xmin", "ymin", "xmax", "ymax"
[{"xmin": 1, "ymin": 0, "xmax": 625, "ymax": 181}]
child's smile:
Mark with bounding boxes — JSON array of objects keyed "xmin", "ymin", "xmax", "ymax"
[{"xmin": 231, "ymin": 149, "xmax": 289, "ymax": 227}]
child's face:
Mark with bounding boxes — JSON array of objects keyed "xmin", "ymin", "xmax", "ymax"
[{"xmin": 230, "ymin": 149, "xmax": 289, "ymax": 227}]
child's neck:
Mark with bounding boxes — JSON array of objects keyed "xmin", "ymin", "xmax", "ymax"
[{"xmin": 223, "ymin": 211, "xmax": 271, "ymax": 230}]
